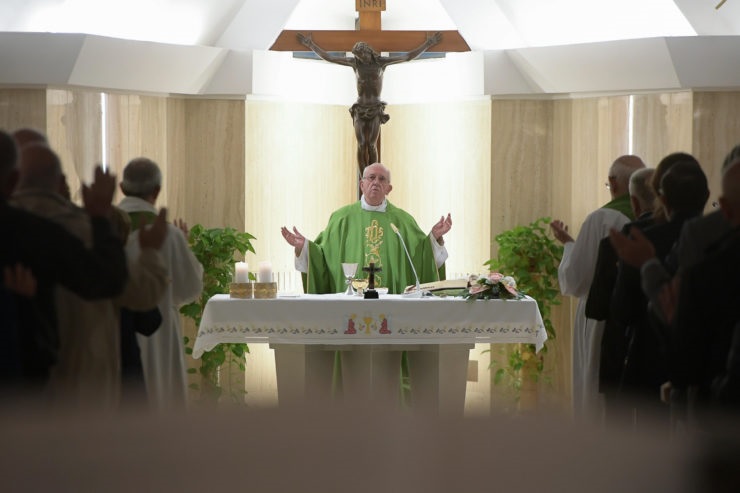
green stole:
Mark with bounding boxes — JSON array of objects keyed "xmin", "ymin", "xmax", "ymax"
[
  {"xmin": 127, "ymin": 210, "xmax": 158, "ymax": 232},
  {"xmin": 601, "ymin": 194, "xmax": 635, "ymax": 220},
  {"xmin": 303, "ymin": 201, "xmax": 445, "ymax": 294}
]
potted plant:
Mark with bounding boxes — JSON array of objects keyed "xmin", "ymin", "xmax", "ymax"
[
  {"xmin": 180, "ymin": 224, "xmax": 256, "ymax": 404},
  {"xmin": 483, "ymin": 217, "xmax": 563, "ymax": 403}
]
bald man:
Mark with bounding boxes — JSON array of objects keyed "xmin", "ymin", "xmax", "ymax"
[
  {"xmin": 550, "ymin": 154, "xmax": 646, "ymax": 424},
  {"xmin": 0, "ymin": 131, "xmax": 127, "ymax": 395},
  {"xmin": 11, "ymin": 143, "xmax": 168, "ymax": 409},
  {"xmin": 12, "ymin": 127, "xmax": 47, "ymax": 148},
  {"xmin": 12, "ymin": 128, "xmax": 71, "ymax": 200}
]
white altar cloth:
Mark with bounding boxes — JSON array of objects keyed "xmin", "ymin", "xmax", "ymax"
[{"xmin": 193, "ymin": 293, "xmax": 547, "ymax": 358}]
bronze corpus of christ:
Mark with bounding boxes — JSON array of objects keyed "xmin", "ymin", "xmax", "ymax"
[{"xmin": 297, "ymin": 31, "xmax": 442, "ymax": 176}]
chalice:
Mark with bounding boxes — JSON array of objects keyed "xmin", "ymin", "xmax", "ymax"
[
  {"xmin": 341, "ymin": 262, "xmax": 358, "ymax": 295},
  {"xmin": 351, "ymin": 277, "xmax": 369, "ymax": 296}
]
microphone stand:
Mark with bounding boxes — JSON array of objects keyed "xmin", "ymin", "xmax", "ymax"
[{"xmin": 390, "ymin": 223, "xmax": 427, "ymax": 298}]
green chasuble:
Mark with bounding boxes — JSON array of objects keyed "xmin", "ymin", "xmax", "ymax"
[
  {"xmin": 303, "ymin": 201, "xmax": 445, "ymax": 294},
  {"xmin": 127, "ymin": 210, "xmax": 158, "ymax": 232},
  {"xmin": 601, "ymin": 194, "xmax": 635, "ymax": 220}
]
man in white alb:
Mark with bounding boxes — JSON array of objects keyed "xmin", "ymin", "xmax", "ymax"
[
  {"xmin": 118, "ymin": 157, "xmax": 203, "ymax": 411},
  {"xmin": 550, "ymin": 155, "xmax": 645, "ymax": 424}
]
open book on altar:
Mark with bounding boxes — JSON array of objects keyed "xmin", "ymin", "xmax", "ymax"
[{"xmin": 404, "ymin": 278, "xmax": 470, "ymax": 296}]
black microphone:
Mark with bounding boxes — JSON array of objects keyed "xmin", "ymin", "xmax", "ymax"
[{"xmin": 390, "ymin": 222, "xmax": 424, "ymax": 298}]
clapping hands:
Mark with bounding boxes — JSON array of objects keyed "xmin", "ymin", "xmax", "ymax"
[
  {"xmin": 82, "ymin": 166, "xmax": 116, "ymax": 217},
  {"xmin": 138, "ymin": 208, "xmax": 169, "ymax": 251}
]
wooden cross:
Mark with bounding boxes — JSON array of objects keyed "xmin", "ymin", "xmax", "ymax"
[
  {"xmin": 356, "ymin": 0, "xmax": 385, "ymax": 31},
  {"xmin": 270, "ymin": 1, "xmax": 470, "ymax": 53}
]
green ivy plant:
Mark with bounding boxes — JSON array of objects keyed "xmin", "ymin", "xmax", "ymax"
[
  {"xmin": 180, "ymin": 224, "xmax": 256, "ymax": 404},
  {"xmin": 483, "ymin": 217, "xmax": 563, "ymax": 395}
]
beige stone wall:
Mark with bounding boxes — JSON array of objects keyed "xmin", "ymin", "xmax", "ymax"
[
  {"xmin": 383, "ymin": 99, "xmax": 492, "ymax": 279},
  {"xmin": 3, "ymin": 86, "xmax": 740, "ymax": 415},
  {"xmin": 691, "ymin": 92, "xmax": 740, "ymax": 203},
  {"xmin": 0, "ymin": 89, "xmax": 47, "ymax": 135}
]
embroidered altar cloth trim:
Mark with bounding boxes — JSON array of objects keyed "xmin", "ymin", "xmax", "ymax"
[{"xmin": 193, "ymin": 294, "xmax": 547, "ymax": 358}]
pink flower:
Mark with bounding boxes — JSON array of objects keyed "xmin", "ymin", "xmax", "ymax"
[
  {"xmin": 501, "ymin": 276, "xmax": 518, "ymax": 296},
  {"xmin": 503, "ymin": 284, "xmax": 519, "ymax": 296},
  {"xmin": 469, "ymin": 284, "xmax": 489, "ymax": 295},
  {"xmin": 488, "ymin": 272, "xmax": 503, "ymax": 283}
]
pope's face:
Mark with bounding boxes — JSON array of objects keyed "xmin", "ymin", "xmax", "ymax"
[{"xmin": 360, "ymin": 165, "xmax": 392, "ymax": 206}]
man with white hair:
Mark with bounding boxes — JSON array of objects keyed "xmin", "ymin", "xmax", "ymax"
[
  {"xmin": 118, "ymin": 157, "xmax": 203, "ymax": 411},
  {"xmin": 550, "ymin": 154, "xmax": 646, "ymax": 424}
]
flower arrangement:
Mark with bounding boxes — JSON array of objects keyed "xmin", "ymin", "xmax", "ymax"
[{"xmin": 464, "ymin": 272, "xmax": 523, "ymax": 301}]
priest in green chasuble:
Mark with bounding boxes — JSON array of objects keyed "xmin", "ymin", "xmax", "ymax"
[{"xmin": 281, "ymin": 162, "xmax": 452, "ymax": 294}]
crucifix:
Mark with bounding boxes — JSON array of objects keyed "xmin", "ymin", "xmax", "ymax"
[
  {"xmin": 362, "ymin": 262, "xmax": 382, "ymax": 299},
  {"xmin": 270, "ymin": 1, "xmax": 470, "ymax": 178}
]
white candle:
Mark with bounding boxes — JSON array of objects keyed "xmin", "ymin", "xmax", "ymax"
[
  {"xmin": 258, "ymin": 261, "xmax": 272, "ymax": 283},
  {"xmin": 235, "ymin": 261, "xmax": 249, "ymax": 283}
]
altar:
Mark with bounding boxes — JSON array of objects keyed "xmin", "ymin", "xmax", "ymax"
[{"xmin": 194, "ymin": 293, "xmax": 547, "ymax": 415}]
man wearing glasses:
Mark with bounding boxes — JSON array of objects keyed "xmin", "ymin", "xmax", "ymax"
[{"xmin": 281, "ymin": 162, "xmax": 451, "ymax": 294}]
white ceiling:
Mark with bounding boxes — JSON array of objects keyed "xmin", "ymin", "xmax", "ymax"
[{"xmin": 1, "ymin": 0, "xmax": 739, "ymax": 97}]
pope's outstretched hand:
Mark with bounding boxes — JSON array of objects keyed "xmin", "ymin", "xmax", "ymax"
[
  {"xmin": 431, "ymin": 213, "xmax": 452, "ymax": 243},
  {"xmin": 281, "ymin": 226, "xmax": 306, "ymax": 256}
]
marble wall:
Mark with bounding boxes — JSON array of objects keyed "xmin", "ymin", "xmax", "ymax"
[
  {"xmin": 691, "ymin": 92, "xmax": 740, "ymax": 201},
  {"xmin": 0, "ymin": 89, "xmax": 46, "ymax": 134},
  {"xmin": 2, "ymin": 86, "xmax": 739, "ymax": 416}
]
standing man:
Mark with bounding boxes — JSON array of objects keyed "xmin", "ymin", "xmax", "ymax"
[
  {"xmin": 118, "ymin": 157, "xmax": 203, "ymax": 411},
  {"xmin": 281, "ymin": 161, "xmax": 451, "ymax": 408},
  {"xmin": 11, "ymin": 143, "xmax": 169, "ymax": 410},
  {"xmin": 282, "ymin": 162, "xmax": 451, "ymax": 294},
  {"xmin": 297, "ymin": 32, "xmax": 442, "ymax": 175},
  {"xmin": 586, "ymin": 167, "xmax": 656, "ymax": 426},
  {"xmin": 550, "ymin": 154, "xmax": 645, "ymax": 423},
  {"xmin": 0, "ymin": 130, "xmax": 128, "ymax": 397},
  {"xmin": 670, "ymin": 158, "xmax": 740, "ymax": 425}
]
